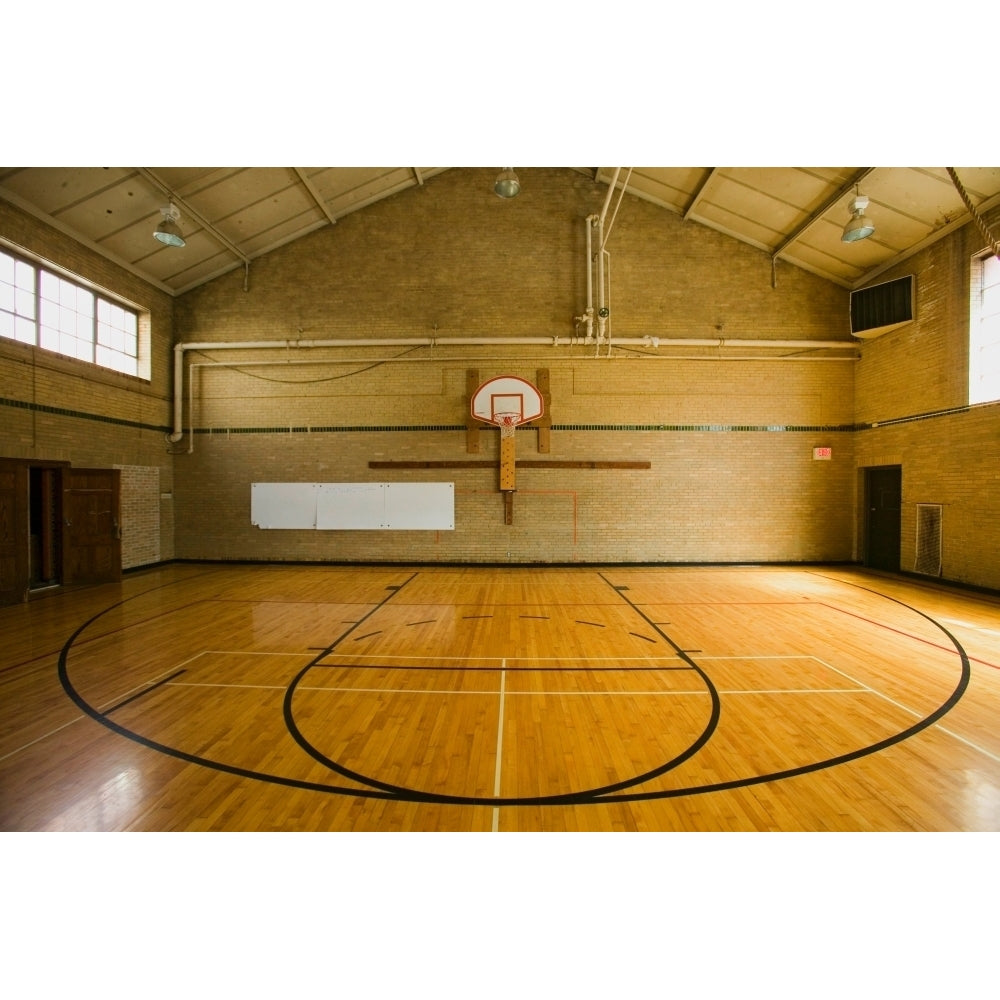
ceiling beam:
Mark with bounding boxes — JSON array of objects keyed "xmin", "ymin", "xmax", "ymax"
[
  {"xmin": 292, "ymin": 168, "xmax": 337, "ymax": 225},
  {"xmin": 135, "ymin": 167, "xmax": 250, "ymax": 264},
  {"xmin": 684, "ymin": 169, "xmax": 717, "ymax": 220},
  {"xmin": 771, "ymin": 167, "xmax": 876, "ymax": 261}
]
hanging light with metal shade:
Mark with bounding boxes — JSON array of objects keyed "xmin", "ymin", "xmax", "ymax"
[
  {"xmin": 154, "ymin": 203, "xmax": 186, "ymax": 247},
  {"xmin": 842, "ymin": 186, "xmax": 875, "ymax": 243},
  {"xmin": 494, "ymin": 168, "xmax": 520, "ymax": 199}
]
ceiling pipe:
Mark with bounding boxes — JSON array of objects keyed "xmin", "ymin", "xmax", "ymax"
[
  {"xmin": 167, "ymin": 335, "xmax": 858, "ymax": 444},
  {"xmin": 595, "ymin": 169, "xmax": 622, "ymax": 345}
]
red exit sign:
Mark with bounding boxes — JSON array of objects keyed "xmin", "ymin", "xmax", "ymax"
[{"xmin": 813, "ymin": 447, "xmax": 833, "ymax": 460}]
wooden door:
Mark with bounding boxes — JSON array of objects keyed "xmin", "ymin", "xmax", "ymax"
[
  {"xmin": 865, "ymin": 465, "xmax": 902, "ymax": 572},
  {"xmin": 0, "ymin": 459, "xmax": 29, "ymax": 606},
  {"xmin": 63, "ymin": 468, "xmax": 121, "ymax": 585}
]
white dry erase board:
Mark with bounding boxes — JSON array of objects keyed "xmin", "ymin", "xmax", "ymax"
[{"xmin": 251, "ymin": 482, "xmax": 454, "ymax": 530}]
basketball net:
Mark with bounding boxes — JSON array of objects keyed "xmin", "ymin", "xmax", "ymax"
[{"xmin": 495, "ymin": 412, "xmax": 522, "ymax": 439}]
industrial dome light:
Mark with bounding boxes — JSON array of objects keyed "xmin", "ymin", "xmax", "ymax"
[
  {"xmin": 494, "ymin": 168, "xmax": 520, "ymax": 199},
  {"xmin": 842, "ymin": 187, "xmax": 875, "ymax": 243},
  {"xmin": 154, "ymin": 203, "xmax": 186, "ymax": 247}
]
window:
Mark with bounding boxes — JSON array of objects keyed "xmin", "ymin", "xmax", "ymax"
[
  {"xmin": 0, "ymin": 248, "xmax": 140, "ymax": 377},
  {"xmin": 970, "ymin": 252, "xmax": 1000, "ymax": 405}
]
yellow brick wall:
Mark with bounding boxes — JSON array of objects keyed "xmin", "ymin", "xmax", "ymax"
[
  {"xmin": 169, "ymin": 169, "xmax": 857, "ymax": 567},
  {"xmin": 0, "ymin": 199, "xmax": 176, "ymax": 567},
  {"xmin": 3, "ymin": 171, "xmax": 998, "ymax": 588},
  {"xmin": 854, "ymin": 204, "xmax": 1000, "ymax": 589}
]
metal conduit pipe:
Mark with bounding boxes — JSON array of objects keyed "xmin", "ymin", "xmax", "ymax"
[{"xmin": 168, "ymin": 335, "xmax": 859, "ymax": 443}]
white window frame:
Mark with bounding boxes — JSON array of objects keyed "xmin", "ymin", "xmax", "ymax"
[
  {"xmin": 0, "ymin": 245, "xmax": 148, "ymax": 380},
  {"xmin": 969, "ymin": 251, "xmax": 1000, "ymax": 405}
]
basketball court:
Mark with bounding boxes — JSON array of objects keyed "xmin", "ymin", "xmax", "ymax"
[{"xmin": 3, "ymin": 560, "xmax": 999, "ymax": 832}]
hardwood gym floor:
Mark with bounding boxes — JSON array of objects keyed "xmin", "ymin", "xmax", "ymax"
[{"xmin": 2, "ymin": 562, "xmax": 999, "ymax": 831}]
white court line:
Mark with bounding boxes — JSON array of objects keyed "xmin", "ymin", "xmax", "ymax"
[
  {"xmin": 0, "ymin": 715, "xmax": 87, "ymax": 763},
  {"xmin": 813, "ymin": 656, "xmax": 1000, "ymax": 764},
  {"xmin": 0, "ymin": 662, "xmax": 199, "ymax": 764},
  {"xmin": 166, "ymin": 681, "xmax": 867, "ymax": 696},
  {"xmin": 315, "ymin": 652, "xmax": 686, "ymax": 662},
  {"xmin": 492, "ymin": 661, "xmax": 507, "ymax": 832}
]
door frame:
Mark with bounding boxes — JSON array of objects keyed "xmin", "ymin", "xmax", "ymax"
[{"xmin": 863, "ymin": 464, "xmax": 903, "ymax": 572}]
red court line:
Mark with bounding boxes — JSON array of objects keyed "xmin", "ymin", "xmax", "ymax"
[{"xmin": 818, "ymin": 602, "xmax": 1000, "ymax": 671}]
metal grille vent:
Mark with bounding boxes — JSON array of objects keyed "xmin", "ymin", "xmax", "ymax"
[
  {"xmin": 914, "ymin": 504, "xmax": 943, "ymax": 576},
  {"xmin": 851, "ymin": 275, "xmax": 915, "ymax": 339}
]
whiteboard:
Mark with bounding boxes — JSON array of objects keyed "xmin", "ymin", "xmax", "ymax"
[
  {"xmin": 251, "ymin": 482, "xmax": 453, "ymax": 530},
  {"xmin": 250, "ymin": 482, "xmax": 319, "ymax": 529},
  {"xmin": 383, "ymin": 482, "xmax": 454, "ymax": 529},
  {"xmin": 316, "ymin": 483, "xmax": 385, "ymax": 529}
]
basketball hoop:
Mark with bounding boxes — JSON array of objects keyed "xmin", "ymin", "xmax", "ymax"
[{"xmin": 494, "ymin": 412, "xmax": 522, "ymax": 439}]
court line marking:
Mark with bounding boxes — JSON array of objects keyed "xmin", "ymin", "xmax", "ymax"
[
  {"xmin": 0, "ymin": 662, "xmax": 202, "ymax": 764},
  {"xmin": 164, "ymin": 681, "xmax": 867, "ymax": 696},
  {"xmin": 492, "ymin": 660, "xmax": 506, "ymax": 832},
  {"xmin": 813, "ymin": 656, "xmax": 1000, "ymax": 764}
]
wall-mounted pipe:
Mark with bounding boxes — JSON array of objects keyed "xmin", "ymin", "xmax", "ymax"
[{"xmin": 167, "ymin": 334, "xmax": 858, "ymax": 444}]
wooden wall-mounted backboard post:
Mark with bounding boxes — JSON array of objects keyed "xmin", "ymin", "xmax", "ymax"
[{"xmin": 470, "ymin": 375, "xmax": 544, "ymax": 523}]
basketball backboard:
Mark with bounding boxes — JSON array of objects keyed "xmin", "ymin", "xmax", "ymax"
[{"xmin": 470, "ymin": 375, "xmax": 544, "ymax": 427}]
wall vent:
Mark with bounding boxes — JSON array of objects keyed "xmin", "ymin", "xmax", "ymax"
[
  {"xmin": 851, "ymin": 275, "xmax": 915, "ymax": 339},
  {"xmin": 914, "ymin": 504, "xmax": 943, "ymax": 576}
]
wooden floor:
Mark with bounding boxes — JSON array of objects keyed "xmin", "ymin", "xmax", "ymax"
[{"xmin": 2, "ymin": 561, "xmax": 999, "ymax": 831}]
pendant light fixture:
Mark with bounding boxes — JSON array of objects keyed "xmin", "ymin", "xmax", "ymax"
[
  {"xmin": 494, "ymin": 168, "xmax": 520, "ymax": 198},
  {"xmin": 841, "ymin": 185, "xmax": 875, "ymax": 243},
  {"xmin": 153, "ymin": 203, "xmax": 186, "ymax": 247}
]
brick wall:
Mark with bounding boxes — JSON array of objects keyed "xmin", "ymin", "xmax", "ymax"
[
  {"xmin": 169, "ymin": 169, "xmax": 856, "ymax": 566},
  {"xmin": 4, "ymin": 170, "xmax": 998, "ymax": 587},
  {"xmin": 0, "ymin": 198, "xmax": 175, "ymax": 566},
  {"xmin": 854, "ymin": 203, "xmax": 1000, "ymax": 589}
]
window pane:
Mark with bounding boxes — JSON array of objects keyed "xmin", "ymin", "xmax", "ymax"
[
  {"xmin": 15, "ymin": 287, "xmax": 35, "ymax": 318},
  {"xmin": 15, "ymin": 316, "xmax": 36, "ymax": 344},
  {"xmin": 40, "ymin": 299, "xmax": 59, "ymax": 326},
  {"xmin": 0, "ymin": 311, "xmax": 12, "ymax": 339},
  {"xmin": 40, "ymin": 325, "xmax": 60, "ymax": 351},
  {"xmin": 77, "ymin": 287, "xmax": 94, "ymax": 316},
  {"xmin": 40, "ymin": 271, "xmax": 60, "ymax": 302},
  {"xmin": 15, "ymin": 261, "xmax": 34, "ymax": 290},
  {"xmin": 0, "ymin": 252, "xmax": 14, "ymax": 283},
  {"xmin": 59, "ymin": 278, "xmax": 77, "ymax": 307},
  {"xmin": 983, "ymin": 282, "xmax": 1000, "ymax": 319},
  {"xmin": 0, "ymin": 279, "xmax": 13, "ymax": 313}
]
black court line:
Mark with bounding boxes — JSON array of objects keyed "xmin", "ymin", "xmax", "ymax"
[
  {"xmin": 57, "ymin": 568, "xmax": 973, "ymax": 811},
  {"xmin": 353, "ymin": 632, "xmax": 382, "ymax": 641},
  {"xmin": 406, "ymin": 620, "xmax": 438, "ymax": 627},
  {"xmin": 629, "ymin": 633, "xmax": 657, "ymax": 643},
  {"xmin": 280, "ymin": 572, "xmax": 721, "ymax": 804},
  {"xmin": 310, "ymin": 661, "xmax": 692, "ymax": 673},
  {"xmin": 576, "ymin": 621, "xmax": 606, "ymax": 627},
  {"xmin": 520, "ymin": 615, "xmax": 550, "ymax": 620}
]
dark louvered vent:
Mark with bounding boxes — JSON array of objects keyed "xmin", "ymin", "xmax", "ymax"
[
  {"xmin": 914, "ymin": 504, "xmax": 942, "ymax": 576},
  {"xmin": 851, "ymin": 275, "xmax": 915, "ymax": 339}
]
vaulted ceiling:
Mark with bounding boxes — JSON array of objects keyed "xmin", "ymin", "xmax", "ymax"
[{"xmin": 2, "ymin": 166, "xmax": 998, "ymax": 297}]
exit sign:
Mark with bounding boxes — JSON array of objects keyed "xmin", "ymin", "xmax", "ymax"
[{"xmin": 813, "ymin": 447, "xmax": 833, "ymax": 460}]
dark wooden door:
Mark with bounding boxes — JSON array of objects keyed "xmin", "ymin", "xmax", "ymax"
[
  {"xmin": 865, "ymin": 465, "xmax": 902, "ymax": 572},
  {"xmin": 0, "ymin": 459, "xmax": 29, "ymax": 606},
  {"xmin": 63, "ymin": 468, "xmax": 121, "ymax": 585}
]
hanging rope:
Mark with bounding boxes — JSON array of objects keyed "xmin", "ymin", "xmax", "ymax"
[{"xmin": 947, "ymin": 167, "xmax": 1000, "ymax": 259}]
